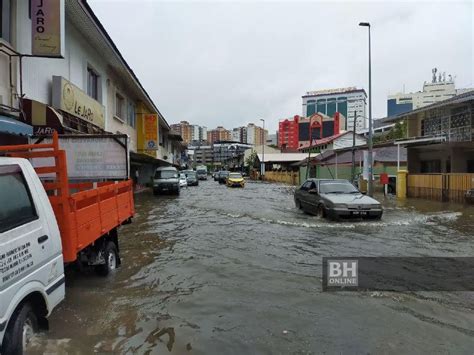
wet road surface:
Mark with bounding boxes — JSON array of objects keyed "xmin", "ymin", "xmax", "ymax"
[{"xmin": 34, "ymin": 179, "xmax": 474, "ymax": 354}]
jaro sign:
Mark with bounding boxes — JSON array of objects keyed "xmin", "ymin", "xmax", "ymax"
[
  {"xmin": 52, "ymin": 76, "xmax": 105, "ymax": 129},
  {"xmin": 31, "ymin": 0, "xmax": 65, "ymax": 57}
]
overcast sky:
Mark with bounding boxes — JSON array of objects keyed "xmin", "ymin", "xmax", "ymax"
[{"xmin": 88, "ymin": 0, "xmax": 473, "ymax": 132}]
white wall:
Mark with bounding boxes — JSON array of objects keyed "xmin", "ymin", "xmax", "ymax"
[{"xmin": 11, "ymin": 0, "xmax": 137, "ymax": 152}]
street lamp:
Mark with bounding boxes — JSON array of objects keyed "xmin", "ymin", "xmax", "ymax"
[
  {"xmin": 359, "ymin": 21, "xmax": 373, "ymax": 197},
  {"xmin": 260, "ymin": 118, "xmax": 265, "ymax": 178}
]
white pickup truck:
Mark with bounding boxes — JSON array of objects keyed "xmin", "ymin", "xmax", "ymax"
[
  {"xmin": 0, "ymin": 158, "xmax": 65, "ymax": 354},
  {"xmin": 0, "ymin": 133, "xmax": 135, "ymax": 354}
]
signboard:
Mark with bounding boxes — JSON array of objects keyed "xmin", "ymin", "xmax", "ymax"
[
  {"xmin": 380, "ymin": 173, "xmax": 389, "ymax": 185},
  {"xmin": 52, "ymin": 76, "xmax": 105, "ymax": 129},
  {"xmin": 22, "ymin": 99, "xmax": 64, "ymax": 135},
  {"xmin": 144, "ymin": 114, "xmax": 158, "ymax": 150},
  {"xmin": 30, "ymin": 135, "xmax": 128, "ymax": 179},
  {"xmin": 31, "ymin": 0, "xmax": 65, "ymax": 57}
]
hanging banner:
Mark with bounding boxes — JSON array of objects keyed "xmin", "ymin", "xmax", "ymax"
[
  {"xmin": 30, "ymin": 135, "xmax": 128, "ymax": 179},
  {"xmin": 31, "ymin": 0, "xmax": 65, "ymax": 57},
  {"xmin": 143, "ymin": 114, "xmax": 158, "ymax": 150}
]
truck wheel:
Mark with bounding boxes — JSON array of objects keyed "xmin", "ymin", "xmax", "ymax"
[
  {"xmin": 96, "ymin": 242, "xmax": 119, "ymax": 277},
  {"xmin": 2, "ymin": 302, "xmax": 38, "ymax": 355}
]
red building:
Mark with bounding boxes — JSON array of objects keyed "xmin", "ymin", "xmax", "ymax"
[{"xmin": 278, "ymin": 115, "xmax": 300, "ymax": 151}]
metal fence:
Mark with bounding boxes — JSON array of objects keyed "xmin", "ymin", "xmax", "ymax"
[
  {"xmin": 263, "ymin": 171, "xmax": 300, "ymax": 185},
  {"xmin": 407, "ymin": 173, "xmax": 474, "ymax": 203}
]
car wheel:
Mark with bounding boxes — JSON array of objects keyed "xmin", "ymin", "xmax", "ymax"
[
  {"xmin": 2, "ymin": 302, "xmax": 39, "ymax": 355},
  {"xmin": 295, "ymin": 199, "xmax": 302, "ymax": 209},
  {"xmin": 96, "ymin": 241, "xmax": 119, "ymax": 276},
  {"xmin": 317, "ymin": 204, "xmax": 326, "ymax": 218}
]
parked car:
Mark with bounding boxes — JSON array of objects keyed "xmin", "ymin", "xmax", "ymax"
[
  {"xmin": 227, "ymin": 172, "xmax": 245, "ymax": 188},
  {"xmin": 185, "ymin": 170, "xmax": 199, "ymax": 186},
  {"xmin": 294, "ymin": 179, "xmax": 383, "ymax": 220},
  {"xmin": 218, "ymin": 171, "xmax": 230, "ymax": 184},
  {"xmin": 153, "ymin": 167, "xmax": 180, "ymax": 195},
  {"xmin": 179, "ymin": 173, "xmax": 188, "ymax": 188},
  {"xmin": 213, "ymin": 171, "xmax": 220, "ymax": 181}
]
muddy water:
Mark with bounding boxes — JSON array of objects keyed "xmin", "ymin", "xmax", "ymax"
[{"xmin": 33, "ymin": 180, "xmax": 474, "ymax": 354}]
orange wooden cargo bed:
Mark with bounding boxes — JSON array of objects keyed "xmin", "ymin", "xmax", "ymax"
[{"xmin": 0, "ymin": 132, "xmax": 135, "ymax": 263}]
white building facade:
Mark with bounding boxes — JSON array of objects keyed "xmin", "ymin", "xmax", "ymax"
[
  {"xmin": 387, "ymin": 69, "xmax": 474, "ymax": 117},
  {"xmin": 302, "ymin": 87, "xmax": 367, "ymax": 132}
]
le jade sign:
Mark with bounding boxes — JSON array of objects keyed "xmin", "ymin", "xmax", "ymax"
[{"xmin": 31, "ymin": 0, "xmax": 65, "ymax": 57}]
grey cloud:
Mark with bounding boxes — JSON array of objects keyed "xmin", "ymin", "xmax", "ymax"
[{"xmin": 89, "ymin": 0, "xmax": 473, "ymax": 132}]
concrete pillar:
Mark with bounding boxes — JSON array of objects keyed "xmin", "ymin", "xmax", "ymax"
[{"xmin": 397, "ymin": 170, "xmax": 408, "ymax": 199}]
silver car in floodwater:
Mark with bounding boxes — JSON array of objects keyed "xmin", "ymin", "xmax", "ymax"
[{"xmin": 294, "ymin": 179, "xmax": 383, "ymax": 220}]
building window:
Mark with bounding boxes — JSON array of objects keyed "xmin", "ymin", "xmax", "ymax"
[
  {"xmin": 115, "ymin": 92, "xmax": 125, "ymax": 120},
  {"xmin": 87, "ymin": 67, "xmax": 100, "ymax": 101},
  {"xmin": 127, "ymin": 101, "xmax": 136, "ymax": 128},
  {"xmin": 1, "ymin": 0, "xmax": 11, "ymax": 42}
]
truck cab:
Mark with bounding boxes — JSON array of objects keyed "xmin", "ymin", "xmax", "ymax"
[{"xmin": 0, "ymin": 158, "xmax": 65, "ymax": 354}]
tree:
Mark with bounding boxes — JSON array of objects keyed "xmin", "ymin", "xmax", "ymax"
[
  {"xmin": 245, "ymin": 150, "xmax": 259, "ymax": 169},
  {"xmin": 373, "ymin": 121, "xmax": 407, "ymax": 143}
]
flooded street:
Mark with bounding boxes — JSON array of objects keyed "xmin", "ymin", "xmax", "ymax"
[{"xmin": 37, "ymin": 180, "xmax": 474, "ymax": 354}]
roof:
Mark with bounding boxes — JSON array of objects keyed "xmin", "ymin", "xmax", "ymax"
[
  {"xmin": 257, "ymin": 153, "xmax": 309, "ymax": 163},
  {"xmin": 316, "ymin": 145, "xmax": 407, "ymax": 165},
  {"xmin": 75, "ymin": 1, "xmax": 170, "ymax": 129},
  {"xmin": 302, "ymin": 88, "xmax": 367, "ymax": 99},
  {"xmin": 298, "ymin": 131, "xmax": 362, "ymax": 150}
]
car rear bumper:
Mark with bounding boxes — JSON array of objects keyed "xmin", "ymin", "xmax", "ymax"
[{"xmin": 327, "ymin": 208, "xmax": 383, "ymax": 219}]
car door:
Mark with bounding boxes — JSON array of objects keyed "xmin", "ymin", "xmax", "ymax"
[
  {"xmin": 298, "ymin": 181, "xmax": 313, "ymax": 211},
  {"xmin": 304, "ymin": 181, "xmax": 319, "ymax": 212}
]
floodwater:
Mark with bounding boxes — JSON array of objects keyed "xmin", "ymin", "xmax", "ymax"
[{"xmin": 33, "ymin": 180, "xmax": 474, "ymax": 354}]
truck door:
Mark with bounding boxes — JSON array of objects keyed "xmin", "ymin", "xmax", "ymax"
[{"xmin": 0, "ymin": 163, "xmax": 55, "ymax": 321}]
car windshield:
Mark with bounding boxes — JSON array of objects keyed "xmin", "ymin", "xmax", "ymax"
[
  {"xmin": 197, "ymin": 170, "xmax": 206, "ymax": 174},
  {"xmin": 186, "ymin": 171, "xmax": 197, "ymax": 177},
  {"xmin": 220, "ymin": 171, "xmax": 229, "ymax": 176},
  {"xmin": 179, "ymin": 174, "xmax": 186, "ymax": 179},
  {"xmin": 154, "ymin": 170, "xmax": 178, "ymax": 179},
  {"xmin": 229, "ymin": 173, "xmax": 242, "ymax": 179},
  {"xmin": 319, "ymin": 181, "xmax": 359, "ymax": 194}
]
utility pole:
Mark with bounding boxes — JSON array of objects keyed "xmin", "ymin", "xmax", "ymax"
[
  {"xmin": 306, "ymin": 123, "xmax": 312, "ymax": 180},
  {"xmin": 359, "ymin": 21, "xmax": 374, "ymax": 196},
  {"xmin": 351, "ymin": 111, "xmax": 357, "ymax": 184},
  {"xmin": 260, "ymin": 119, "xmax": 265, "ymax": 179}
]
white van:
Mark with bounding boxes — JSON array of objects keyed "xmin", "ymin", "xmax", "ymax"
[
  {"xmin": 153, "ymin": 167, "xmax": 180, "ymax": 195},
  {"xmin": 0, "ymin": 158, "xmax": 65, "ymax": 354}
]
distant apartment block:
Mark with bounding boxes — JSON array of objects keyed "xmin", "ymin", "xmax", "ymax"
[
  {"xmin": 302, "ymin": 87, "xmax": 367, "ymax": 131},
  {"xmin": 246, "ymin": 123, "xmax": 268, "ymax": 146},
  {"xmin": 207, "ymin": 126, "xmax": 232, "ymax": 143},
  {"xmin": 170, "ymin": 121, "xmax": 207, "ymax": 144}
]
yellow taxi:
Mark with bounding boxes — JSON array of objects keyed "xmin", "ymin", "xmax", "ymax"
[{"xmin": 226, "ymin": 172, "xmax": 245, "ymax": 188}]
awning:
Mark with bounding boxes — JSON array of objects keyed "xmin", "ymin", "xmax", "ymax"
[{"xmin": 0, "ymin": 115, "xmax": 33, "ymax": 136}]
